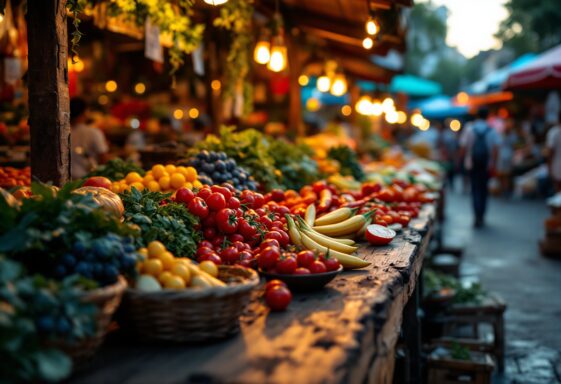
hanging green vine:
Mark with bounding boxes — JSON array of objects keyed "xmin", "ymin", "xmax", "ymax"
[
  {"xmin": 65, "ymin": 0, "xmax": 205, "ymax": 75},
  {"xmin": 213, "ymin": 0, "xmax": 254, "ymax": 116}
]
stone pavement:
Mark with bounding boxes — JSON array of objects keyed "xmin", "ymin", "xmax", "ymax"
[{"xmin": 442, "ymin": 189, "xmax": 561, "ymax": 384}]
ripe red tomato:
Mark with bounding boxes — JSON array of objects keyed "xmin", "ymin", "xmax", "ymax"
[
  {"xmin": 220, "ymin": 246, "xmax": 240, "ymax": 264},
  {"xmin": 215, "ymin": 208, "xmax": 239, "ymax": 234},
  {"xmin": 206, "ymin": 253, "xmax": 223, "ymax": 265},
  {"xmin": 276, "ymin": 256, "xmax": 297, "ymax": 274},
  {"xmin": 275, "ymin": 205, "xmax": 290, "ymax": 215},
  {"xmin": 278, "ymin": 230, "xmax": 290, "ymax": 247},
  {"xmin": 270, "ymin": 189, "xmax": 285, "ymax": 202},
  {"xmin": 196, "ymin": 246, "xmax": 215, "ymax": 258},
  {"xmin": 239, "ymin": 250, "xmax": 253, "ymax": 261},
  {"xmin": 212, "ymin": 235, "xmax": 226, "ymax": 249},
  {"xmin": 253, "ymin": 193, "xmax": 265, "ymax": 208},
  {"xmin": 238, "ymin": 219, "xmax": 258, "ymax": 240},
  {"xmin": 265, "ymin": 231, "xmax": 283, "ymax": 244},
  {"xmin": 265, "ymin": 286, "xmax": 292, "ymax": 311},
  {"xmin": 294, "ymin": 267, "xmax": 311, "ymax": 275},
  {"xmin": 211, "ymin": 185, "xmax": 232, "ymax": 201},
  {"xmin": 398, "ymin": 215, "xmax": 411, "ymax": 226},
  {"xmin": 296, "ymin": 250, "xmax": 315, "ymax": 268},
  {"xmin": 365, "ymin": 224, "xmax": 396, "ymax": 245},
  {"xmin": 197, "ymin": 187, "xmax": 212, "ymax": 200},
  {"xmin": 309, "ymin": 260, "xmax": 327, "ymax": 274},
  {"xmin": 260, "ymin": 239, "xmax": 280, "ymax": 250},
  {"xmin": 175, "ymin": 188, "xmax": 195, "ymax": 204},
  {"xmin": 324, "ymin": 257, "xmax": 341, "ymax": 272},
  {"xmin": 206, "ymin": 192, "xmax": 227, "ymax": 211},
  {"xmin": 199, "ymin": 240, "xmax": 214, "ymax": 249},
  {"xmin": 188, "ymin": 197, "xmax": 209, "ymax": 218},
  {"xmin": 265, "ymin": 279, "xmax": 287, "ymax": 291},
  {"xmin": 228, "ymin": 197, "xmax": 241, "ymax": 209},
  {"xmin": 312, "ymin": 180, "xmax": 327, "ymax": 194},
  {"xmin": 257, "ymin": 246, "xmax": 280, "ymax": 270},
  {"xmin": 203, "ymin": 227, "xmax": 217, "ymax": 240},
  {"xmin": 259, "ymin": 216, "xmax": 273, "ymax": 229}
]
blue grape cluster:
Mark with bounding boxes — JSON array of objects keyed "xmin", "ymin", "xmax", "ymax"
[
  {"xmin": 189, "ymin": 150, "xmax": 257, "ymax": 191},
  {"xmin": 54, "ymin": 234, "xmax": 138, "ymax": 286}
]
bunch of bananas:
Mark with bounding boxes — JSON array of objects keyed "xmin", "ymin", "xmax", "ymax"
[{"xmin": 286, "ymin": 206, "xmax": 373, "ymax": 270}]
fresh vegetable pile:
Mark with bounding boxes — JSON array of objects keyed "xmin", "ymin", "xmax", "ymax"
[
  {"xmin": 87, "ymin": 158, "xmax": 145, "ymax": 181},
  {"xmin": 112, "ymin": 164, "xmax": 202, "ymax": 194},
  {"xmin": 0, "ymin": 166, "xmax": 30, "ymax": 188}
]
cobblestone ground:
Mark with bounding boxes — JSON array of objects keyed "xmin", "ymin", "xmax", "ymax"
[{"xmin": 443, "ymin": 189, "xmax": 561, "ymax": 384}]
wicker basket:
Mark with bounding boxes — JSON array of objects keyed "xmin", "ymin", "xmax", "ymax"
[
  {"xmin": 121, "ymin": 265, "xmax": 259, "ymax": 343},
  {"xmin": 53, "ymin": 276, "xmax": 127, "ymax": 364}
]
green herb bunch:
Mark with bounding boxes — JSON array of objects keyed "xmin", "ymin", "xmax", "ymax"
[{"xmin": 87, "ymin": 158, "xmax": 145, "ymax": 181}]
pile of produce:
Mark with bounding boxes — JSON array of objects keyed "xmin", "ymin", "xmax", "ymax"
[
  {"xmin": 87, "ymin": 158, "xmax": 145, "ymax": 181},
  {"xmin": 111, "ymin": 164, "xmax": 202, "ymax": 194},
  {"xmin": 190, "ymin": 126, "xmax": 320, "ymax": 191},
  {"xmin": 185, "ymin": 150, "xmax": 257, "ymax": 191},
  {"xmin": 327, "ymin": 145, "xmax": 365, "ymax": 182},
  {"xmin": 0, "ymin": 166, "xmax": 30, "ymax": 188}
]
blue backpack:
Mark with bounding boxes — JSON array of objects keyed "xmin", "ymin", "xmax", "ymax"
[{"xmin": 471, "ymin": 125, "xmax": 490, "ymax": 168}]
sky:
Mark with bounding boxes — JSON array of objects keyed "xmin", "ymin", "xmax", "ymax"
[{"xmin": 417, "ymin": 0, "xmax": 509, "ymax": 58}]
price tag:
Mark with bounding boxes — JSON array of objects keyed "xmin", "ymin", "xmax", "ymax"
[{"xmin": 144, "ymin": 18, "xmax": 163, "ymax": 63}]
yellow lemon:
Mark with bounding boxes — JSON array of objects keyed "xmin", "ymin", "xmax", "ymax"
[
  {"xmin": 125, "ymin": 172, "xmax": 143, "ymax": 184},
  {"xmin": 148, "ymin": 241, "xmax": 167, "ymax": 258},
  {"xmin": 193, "ymin": 180, "xmax": 203, "ymax": 189},
  {"xmin": 165, "ymin": 164, "xmax": 176, "ymax": 174},
  {"xmin": 170, "ymin": 173, "xmax": 186, "ymax": 189},
  {"xmin": 158, "ymin": 251, "xmax": 176, "ymax": 270},
  {"xmin": 199, "ymin": 261, "xmax": 219, "ymax": 277},
  {"xmin": 158, "ymin": 271, "xmax": 174, "ymax": 284},
  {"xmin": 147, "ymin": 180, "xmax": 160, "ymax": 192},
  {"xmin": 151, "ymin": 164, "xmax": 166, "ymax": 180},
  {"xmin": 163, "ymin": 275, "xmax": 186, "ymax": 289},
  {"xmin": 130, "ymin": 182, "xmax": 144, "ymax": 192},
  {"xmin": 143, "ymin": 259, "xmax": 163, "ymax": 276},
  {"xmin": 171, "ymin": 263, "xmax": 191, "ymax": 285},
  {"xmin": 184, "ymin": 167, "xmax": 198, "ymax": 182},
  {"xmin": 159, "ymin": 176, "xmax": 171, "ymax": 190}
]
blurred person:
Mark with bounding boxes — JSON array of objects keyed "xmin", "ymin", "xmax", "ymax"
[
  {"xmin": 496, "ymin": 118, "xmax": 517, "ymax": 196},
  {"xmin": 70, "ymin": 97, "xmax": 109, "ymax": 179},
  {"xmin": 436, "ymin": 121, "xmax": 459, "ymax": 189},
  {"xmin": 459, "ymin": 108, "xmax": 499, "ymax": 228},
  {"xmin": 546, "ymin": 113, "xmax": 561, "ymax": 192}
]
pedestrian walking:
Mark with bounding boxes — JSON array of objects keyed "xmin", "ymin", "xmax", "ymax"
[
  {"xmin": 459, "ymin": 109, "xmax": 499, "ymax": 227},
  {"xmin": 496, "ymin": 118, "xmax": 517, "ymax": 196}
]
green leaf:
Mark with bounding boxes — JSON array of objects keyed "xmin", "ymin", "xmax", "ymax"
[{"xmin": 35, "ymin": 349, "xmax": 72, "ymax": 382}]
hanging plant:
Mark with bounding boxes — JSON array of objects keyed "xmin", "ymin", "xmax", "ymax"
[
  {"xmin": 213, "ymin": 0, "xmax": 254, "ymax": 116},
  {"xmin": 65, "ymin": 0, "xmax": 205, "ymax": 75}
]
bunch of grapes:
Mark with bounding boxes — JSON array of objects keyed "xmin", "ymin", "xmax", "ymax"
[
  {"xmin": 53, "ymin": 234, "xmax": 139, "ymax": 286},
  {"xmin": 188, "ymin": 151, "xmax": 258, "ymax": 191}
]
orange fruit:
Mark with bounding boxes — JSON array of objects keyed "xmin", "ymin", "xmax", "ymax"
[
  {"xmin": 159, "ymin": 176, "xmax": 171, "ymax": 190},
  {"xmin": 170, "ymin": 173, "xmax": 186, "ymax": 189},
  {"xmin": 130, "ymin": 182, "xmax": 144, "ymax": 192},
  {"xmin": 143, "ymin": 259, "xmax": 163, "ymax": 276},
  {"xmin": 158, "ymin": 251, "xmax": 176, "ymax": 270},
  {"xmin": 199, "ymin": 261, "xmax": 218, "ymax": 277},
  {"xmin": 147, "ymin": 180, "xmax": 161, "ymax": 192},
  {"xmin": 165, "ymin": 164, "xmax": 177, "ymax": 174},
  {"xmin": 125, "ymin": 172, "xmax": 143, "ymax": 184},
  {"xmin": 151, "ymin": 164, "xmax": 166, "ymax": 180},
  {"xmin": 157, "ymin": 271, "xmax": 174, "ymax": 284},
  {"xmin": 148, "ymin": 241, "xmax": 166, "ymax": 258},
  {"xmin": 143, "ymin": 174, "xmax": 155, "ymax": 186},
  {"xmin": 184, "ymin": 167, "xmax": 198, "ymax": 182},
  {"xmin": 163, "ymin": 275, "xmax": 186, "ymax": 289},
  {"xmin": 193, "ymin": 180, "xmax": 203, "ymax": 189},
  {"xmin": 171, "ymin": 263, "xmax": 191, "ymax": 285}
]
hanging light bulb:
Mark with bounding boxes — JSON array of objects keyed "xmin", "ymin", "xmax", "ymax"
[
  {"xmin": 254, "ymin": 40, "xmax": 271, "ymax": 65},
  {"xmin": 298, "ymin": 75, "xmax": 310, "ymax": 86},
  {"xmin": 362, "ymin": 37, "xmax": 374, "ymax": 50},
  {"xmin": 397, "ymin": 111, "xmax": 407, "ymax": 124},
  {"xmin": 385, "ymin": 110, "xmax": 399, "ymax": 124},
  {"xmin": 411, "ymin": 112, "xmax": 424, "ymax": 127},
  {"xmin": 381, "ymin": 97, "xmax": 395, "ymax": 113},
  {"xmin": 355, "ymin": 96, "xmax": 372, "ymax": 116},
  {"xmin": 267, "ymin": 36, "xmax": 287, "ymax": 72},
  {"xmin": 330, "ymin": 74, "xmax": 348, "ymax": 96},
  {"xmin": 370, "ymin": 101, "xmax": 383, "ymax": 116},
  {"xmin": 317, "ymin": 76, "xmax": 331, "ymax": 93},
  {"xmin": 203, "ymin": 0, "xmax": 228, "ymax": 5},
  {"xmin": 366, "ymin": 17, "xmax": 379, "ymax": 36}
]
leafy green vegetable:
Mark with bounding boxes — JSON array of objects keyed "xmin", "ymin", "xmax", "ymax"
[
  {"xmin": 327, "ymin": 145, "xmax": 365, "ymax": 181},
  {"xmin": 87, "ymin": 158, "xmax": 145, "ymax": 181},
  {"xmin": 423, "ymin": 269, "xmax": 486, "ymax": 304},
  {"xmin": 120, "ymin": 188, "xmax": 201, "ymax": 257},
  {"xmin": 0, "ymin": 257, "xmax": 96, "ymax": 383},
  {"xmin": 268, "ymin": 139, "xmax": 320, "ymax": 191}
]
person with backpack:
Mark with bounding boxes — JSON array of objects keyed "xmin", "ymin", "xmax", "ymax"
[{"xmin": 459, "ymin": 108, "xmax": 499, "ymax": 227}]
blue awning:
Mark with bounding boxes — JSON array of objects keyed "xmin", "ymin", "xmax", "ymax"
[
  {"xmin": 410, "ymin": 95, "xmax": 469, "ymax": 119},
  {"xmin": 389, "ymin": 75, "xmax": 442, "ymax": 97},
  {"xmin": 467, "ymin": 53, "xmax": 537, "ymax": 94}
]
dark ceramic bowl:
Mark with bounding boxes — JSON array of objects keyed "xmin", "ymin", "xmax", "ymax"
[{"xmin": 260, "ymin": 266, "xmax": 343, "ymax": 292}]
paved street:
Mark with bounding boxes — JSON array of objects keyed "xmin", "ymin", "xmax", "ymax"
[{"xmin": 443, "ymin": 189, "xmax": 561, "ymax": 383}]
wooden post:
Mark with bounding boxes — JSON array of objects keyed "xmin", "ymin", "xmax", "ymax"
[
  {"xmin": 27, "ymin": 0, "xmax": 71, "ymax": 185},
  {"xmin": 286, "ymin": 35, "xmax": 304, "ymax": 138}
]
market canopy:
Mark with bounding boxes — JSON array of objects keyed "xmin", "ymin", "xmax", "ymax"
[
  {"xmin": 505, "ymin": 44, "xmax": 561, "ymax": 90},
  {"xmin": 389, "ymin": 75, "xmax": 442, "ymax": 97},
  {"xmin": 467, "ymin": 54, "xmax": 537, "ymax": 94},
  {"xmin": 411, "ymin": 95, "xmax": 469, "ymax": 119}
]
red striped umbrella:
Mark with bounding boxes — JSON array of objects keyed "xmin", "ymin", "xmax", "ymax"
[{"xmin": 505, "ymin": 45, "xmax": 561, "ymax": 90}]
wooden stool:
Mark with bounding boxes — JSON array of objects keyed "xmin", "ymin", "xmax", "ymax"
[
  {"xmin": 442, "ymin": 294, "xmax": 506, "ymax": 372},
  {"xmin": 427, "ymin": 342, "xmax": 495, "ymax": 384}
]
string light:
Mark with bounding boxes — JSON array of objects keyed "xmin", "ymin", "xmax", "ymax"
[
  {"xmin": 134, "ymin": 82, "xmax": 146, "ymax": 95},
  {"xmin": 330, "ymin": 74, "xmax": 348, "ymax": 96},
  {"xmin": 188, "ymin": 108, "xmax": 200, "ymax": 119},
  {"xmin": 419, "ymin": 119, "xmax": 430, "ymax": 131},
  {"xmin": 253, "ymin": 40, "xmax": 271, "ymax": 65},
  {"xmin": 105, "ymin": 80, "xmax": 118, "ymax": 93},
  {"xmin": 306, "ymin": 98, "xmax": 321, "ymax": 112},
  {"xmin": 450, "ymin": 119, "xmax": 461, "ymax": 131},
  {"xmin": 355, "ymin": 96, "xmax": 372, "ymax": 115},
  {"xmin": 341, "ymin": 105, "xmax": 352, "ymax": 116},
  {"xmin": 397, "ymin": 111, "xmax": 407, "ymax": 124},
  {"xmin": 366, "ymin": 17, "xmax": 379, "ymax": 36},
  {"xmin": 317, "ymin": 76, "xmax": 331, "ymax": 93},
  {"xmin": 362, "ymin": 37, "xmax": 374, "ymax": 50},
  {"xmin": 456, "ymin": 92, "xmax": 469, "ymax": 105},
  {"xmin": 267, "ymin": 36, "xmax": 287, "ymax": 72},
  {"xmin": 411, "ymin": 112, "xmax": 424, "ymax": 127},
  {"xmin": 68, "ymin": 57, "xmax": 85, "ymax": 73},
  {"xmin": 203, "ymin": 0, "xmax": 228, "ymax": 5},
  {"xmin": 385, "ymin": 110, "xmax": 399, "ymax": 124},
  {"xmin": 173, "ymin": 109, "xmax": 184, "ymax": 120},
  {"xmin": 370, "ymin": 101, "xmax": 383, "ymax": 116},
  {"xmin": 382, "ymin": 97, "xmax": 395, "ymax": 113},
  {"xmin": 298, "ymin": 75, "xmax": 310, "ymax": 86},
  {"xmin": 211, "ymin": 80, "xmax": 221, "ymax": 92},
  {"xmin": 98, "ymin": 95, "xmax": 109, "ymax": 105}
]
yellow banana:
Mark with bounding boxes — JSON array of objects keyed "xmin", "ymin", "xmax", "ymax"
[
  {"xmin": 314, "ymin": 207, "xmax": 357, "ymax": 226},
  {"xmin": 305, "ymin": 204, "xmax": 316, "ymax": 226},
  {"xmin": 285, "ymin": 214, "xmax": 303, "ymax": 246},
  {"xmin": 313, "ymin": 212, "xmax": 374, "ymax": 237},
  {"xmin": 299, "ymin": 227, "xmax": 358, "ymax": 254},
  {"xmin": 296, "ymin": 216, "xmax": 355, "ymax": 246},
  {"xmin": 300, "ymin": 232, "xmax": 370, "ymax": 269}
]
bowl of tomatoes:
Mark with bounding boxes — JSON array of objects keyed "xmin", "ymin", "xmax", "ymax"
[{"xmin": 259, "ymin": 249, "xmax": 343, "ymax": 292}]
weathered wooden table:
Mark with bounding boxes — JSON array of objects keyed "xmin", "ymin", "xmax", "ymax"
[{"xmin": 70, "ymin": 205, "xmax": 435, "ymax": 384}]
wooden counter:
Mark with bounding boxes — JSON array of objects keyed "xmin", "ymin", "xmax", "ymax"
[{"xmin": 70, "ymin": 205, "xmax": 435, "ymax": 384}]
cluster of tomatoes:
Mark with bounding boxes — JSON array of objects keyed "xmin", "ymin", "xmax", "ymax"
[
  {"xmin": 174, "ymin": 184, "xmax": 293, "ymax": 268},
  {"xmin": 259, "ymin": 248, "xmax": 341, "ymax": 275},
  {"xmin": 271, "ymin": 181, "xmax": 342, "ymax": 217},
  {"xmin": 0, "ymin": 166, "xmax": 30, "ymax": 188},
  {"xmin": 264, "ymin": 280, "xmax": 292, "ymax": 311}
]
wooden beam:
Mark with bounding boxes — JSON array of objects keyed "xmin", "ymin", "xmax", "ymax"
[
  {"xmin": 286, "ymin": 37, "xmax": 307, "ymax": 137},
  {"xmin": 27, "ymin": 0, "xmax": 71, "ymax": 185}
]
